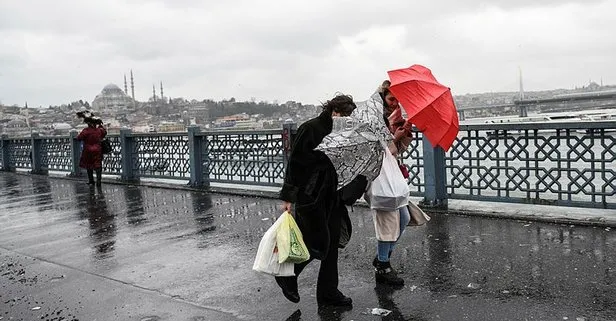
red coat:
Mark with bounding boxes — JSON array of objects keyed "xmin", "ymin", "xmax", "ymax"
[
  {"xmin": 77, "ymin": 126, "xmax": 107, "ymax": 169},
  {"xmin": 386, "ymin": 107, "xmax": 412, "ymax": 155}
]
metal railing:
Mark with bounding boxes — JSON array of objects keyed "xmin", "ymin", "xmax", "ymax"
[
  {"xmin": 1, "ymin": 121, "xmax": 615, "ymax": 209},
  {"xmin": 445, "ymin": 121, "xmax": 616, "ymax": 208}
]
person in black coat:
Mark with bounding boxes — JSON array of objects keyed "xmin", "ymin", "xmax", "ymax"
[{"xmin": 276, "ymin": 94, "xmax": 356, "ymax": 308}]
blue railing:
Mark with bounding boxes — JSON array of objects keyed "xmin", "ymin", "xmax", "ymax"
[{"xmin": 1, "ymin": 121, "xmax": 615, "ymax": 209}]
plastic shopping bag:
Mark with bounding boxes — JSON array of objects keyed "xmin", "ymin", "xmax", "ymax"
[
  {"xmin": 365, "ymin": 144, "xmax": 410, "ymax": 212},
  {"xmin": 252, "ymin": 214, "xmax": 295, "ymax": 276},
  {"xmin": 277, "ymin": 211, "xmax": 310, "ymax": 264}
]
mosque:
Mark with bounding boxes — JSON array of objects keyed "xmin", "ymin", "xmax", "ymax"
[
  {"xmin": 91, "ymin": 70, "xmax": 137, "ymax": 111},
  {"xmin": 91, "ymin": 70, "xmax": 167, "ymax": 112}
]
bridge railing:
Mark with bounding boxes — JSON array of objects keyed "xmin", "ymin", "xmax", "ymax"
[
  {"xmin": 443, "ymin": 121, "xmax": 616, "ymax": 209},
  {"xmin": 1, "ymin": 121, "xmax": 615, "ymax": 209},
  {"xmin": 0, "ymin": 124, "xmax": 296, "ymax": 188}
]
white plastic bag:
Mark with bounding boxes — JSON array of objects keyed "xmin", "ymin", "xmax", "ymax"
[
  {"xmin": 252, "ymin": 214, "xmax": 295, "ymax": 276},
  {"xmin": 365, "ymin": 144, "xmax": 410, "ymax": 212}
]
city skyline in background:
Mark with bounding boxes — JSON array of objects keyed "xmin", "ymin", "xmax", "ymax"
[{"xmin": 1, "ymin": 69, "xmax": 613, "ymax": 109}]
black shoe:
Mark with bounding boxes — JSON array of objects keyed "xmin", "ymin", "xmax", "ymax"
[
  {"xmin": 375, "ymin": 260, "xmax": 404, "ymax": 286},
  {"xmin": 87, "ymin": 181, "xmax": 95, "ymax": 185},
  {"xmin": 275, "ymin": 276, "xmax": 300, "ymax": 303},
  {"xmin": 317, "ymin": 289, "xmax": 352, "ymax": 307}
]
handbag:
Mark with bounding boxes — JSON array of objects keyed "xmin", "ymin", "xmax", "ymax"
[
  {"xmin": 398, "ymin": 163, "xmax": 410, "ymax": 179},
  {"xmin": 407, "ymin": 202, "xmax": 431, "ymax": 226},
  {"xmin": 101, "ymin": 139, "xmax": 112, "ymax": 154}
]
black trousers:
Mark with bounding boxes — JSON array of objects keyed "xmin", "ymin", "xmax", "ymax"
[
  {"xmin": 87, "ymin": 169, "xmax": 102, "ymax": 183},
  {"xmin": 294, "ymin": 205, "xmax": 342, "ymax": 299}
]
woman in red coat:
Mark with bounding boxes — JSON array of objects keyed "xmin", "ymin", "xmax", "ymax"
[{"xmin": 77, "ymin": 117, "xmax": 107, "ymax": 186}]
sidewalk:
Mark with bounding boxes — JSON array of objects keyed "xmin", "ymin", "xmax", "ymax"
[{"xmin": 1, "ymin": 172, "xmax": 615, "ymax": 321}]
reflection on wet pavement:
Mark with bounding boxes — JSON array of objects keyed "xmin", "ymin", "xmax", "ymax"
[{"xmin": 1, "ymin": 172, "xmax": 615, "ymax": 321}]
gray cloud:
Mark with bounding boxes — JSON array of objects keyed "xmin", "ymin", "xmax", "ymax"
[{"xmin": 0, "ymin": 0, "xmax": 614, "ymax": 107}]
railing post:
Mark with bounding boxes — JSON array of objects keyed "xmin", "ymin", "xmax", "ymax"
[
  {"xmin": 120, "ymin": 128, "xmax": 138, "ymax": 182},
  {"xmin": 421, "ymin": 136, "xmax": 448, "ymax": 209},
  {"xmin": 282, "ymin": 122, "xmax": 297, "ymax": 172},
  {"xmin": 69, "ymin": 130, "xmax": 83, "ymax": 177},
  {"xmin": 1, "ymin": 134, "xmax": 12, "ymax": 172},
  {"xmin": 30, "ymin": 132, "xmax": 47, "ymax": 175},
  {"xmin": 188, "ymin": 126, "xmax": 208, "ymax": 188}
]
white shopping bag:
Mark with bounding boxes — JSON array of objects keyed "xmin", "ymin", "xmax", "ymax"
[
  {"xmin": 252, "ymin": 214, "xmax": 295, "ymax": 276},
  {"xmin": 365, "ymin": 144, "xmax": 410, "ymax": 212}
]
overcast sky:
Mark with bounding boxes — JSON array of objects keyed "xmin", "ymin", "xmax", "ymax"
[{"xmin": 1, "ymin": 0, "xmax": 614, "ymax": 107}]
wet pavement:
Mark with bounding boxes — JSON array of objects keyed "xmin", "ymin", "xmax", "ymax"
[{"xmin": 1, "ymin": 172, "xmax": 615, "ymax": 321}]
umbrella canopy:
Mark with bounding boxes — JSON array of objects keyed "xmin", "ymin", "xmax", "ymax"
[
  {"xmin": 387, "ymin": 64, "xmax": 459, "ymax": 151},
  {"xmin": 316, "ymin": 92, "xmax": 391, "ymax": 189}
]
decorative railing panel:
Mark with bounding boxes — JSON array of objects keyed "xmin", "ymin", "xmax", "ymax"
[
  {"xmin": 102, "ymin": 135, "xmax": 122, "ymax": 175},
  {"xmin": 202, "ymin": 130, "xmax": 285, "ymax": 186},
  {"xmin": 3, "ymin": 121, "xmax": 614, "ymax": 210},
  {"xmin": 40, "ymin": 137, "xmax": 72, "ymax": 172},
  {"xmin": 400, "ymin": 131, "xmax": 425, "ymax": 196},
  {"xmin": 445, "ymin": 122, "xmax": 616, "ymax": 208},
  {"xmin": 8, "ymin": 139, "xmax": 32, "ymax": 169},
  {"xmin": 133, "ymin": 134, "xmax": 190, "ymax": 179}
]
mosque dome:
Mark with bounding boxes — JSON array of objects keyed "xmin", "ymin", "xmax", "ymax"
[
  {"xmin": 101, "ymin": 84, "xmax": 126, "ymax": 97},
  {"xmin": 92, "ymin": 83, "xmax": 134, "ymax": 111}
]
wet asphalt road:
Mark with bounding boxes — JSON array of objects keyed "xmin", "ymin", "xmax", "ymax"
[{"xmin": 0, "ymin": 172, "xmax": 615, "ymax": 321}]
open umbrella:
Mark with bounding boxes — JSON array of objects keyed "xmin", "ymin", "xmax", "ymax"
[
  {"xmin": 316, "ymin": 92, "xmax": 391, "ymax": 189},
  {"xmin": 387, "ymin": 64, "xmax": 459, "ymax": 151}
]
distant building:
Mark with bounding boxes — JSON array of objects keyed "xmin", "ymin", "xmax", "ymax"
[
  {"xmin": 2, "ymin": 119, "xmax": 31, "ymax": 137},
  {"xmin": 212, "ymin": 113, "xmax": 260, "ymax": 129},
  {"xmin": 157, "ymin": 121, "xmax": 185, "ymax": 133},
  {"xmin": 91, "ymin": 84, "xmax": 134, "ymax": 111},
  {"xmin": 185, "ymin": 102, "xmax": 211, "ymax": 122},
  {"xmin": 51, "ymin": 123, "xmax": 72, "ymax": 135}
]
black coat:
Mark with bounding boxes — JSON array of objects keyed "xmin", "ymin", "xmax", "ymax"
[{"xmin": 280, "ymin": 111, "xmax": 353, "ymax": 260}]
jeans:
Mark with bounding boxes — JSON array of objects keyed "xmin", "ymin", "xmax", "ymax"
[{"xmin": 377, "ymin": 206, "xmax": 410, "ymax": 262}]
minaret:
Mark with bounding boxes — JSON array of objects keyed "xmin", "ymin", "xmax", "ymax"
[
  {"xmin": 130, "ymin": 70, "xmax": 136, "ymax": 108},
  {"xmin": 124, "ymin": 74, "xmax": 128, "ymax": 94},
  {"xmin": 160, "ymin": 81, "xmax": 164, "ymax": 102},
  {"xmin": 518, "ymin": 66, "xmax": 525, "ymax": 100},
  {"xmin": 152, "ymin": 84, "xmax": 156, "ymax": 101}
]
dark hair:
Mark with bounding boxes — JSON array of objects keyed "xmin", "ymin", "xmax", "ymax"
[
  {"xmin": 321, "ymin": 93, "xmax": 356, "ymax": 116},
  {"xmin": 378, "ymin": 80, "xmax": 392, "ymax": 103}
]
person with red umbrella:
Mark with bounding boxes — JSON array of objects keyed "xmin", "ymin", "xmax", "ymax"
[
  {"xmin": 368, "ymin": 64, "xmax": 459, "ymax": 286},
  {"xmin": 369, "ymin": 80, "xmax": 412, "ymax": 286}
]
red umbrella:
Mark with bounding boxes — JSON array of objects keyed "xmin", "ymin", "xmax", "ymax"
[{"xmin": 387, "ymin": 64, "xmax": 459, "ymax": 151}]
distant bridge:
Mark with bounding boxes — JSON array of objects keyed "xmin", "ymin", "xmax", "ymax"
[{"xmin": 458, "ymin": 90, "xmax": 616, "ymax": 120}]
